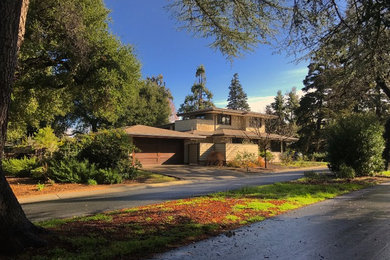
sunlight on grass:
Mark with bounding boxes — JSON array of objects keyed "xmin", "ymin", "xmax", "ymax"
[
  {"xmin": 377, "ymin": 171, "xmax": 390, "ymax": 177},
  {"xmin": 135, "ymin": 170, "xmax": 177, "ymax": 183},
  {"xmin": 276, "ymin": 161, "xmax": 328, "ymax": 167}
]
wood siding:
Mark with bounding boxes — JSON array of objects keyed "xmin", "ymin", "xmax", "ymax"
[{"xmin": 133, "ymin": 138, "xmax": 184, "ymax": 165}]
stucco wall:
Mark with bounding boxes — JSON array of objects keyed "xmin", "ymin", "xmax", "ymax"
[
  {"xmin": 225, "ymin": 143, "xmax": 259, "ymax": 161},
  {"xmin": 245, "ymin": 118, "xmax": 266, "ymax": 133},
  {"xmin": 197, "ymin": 120, "xmax": 214, "ymax": 131},
  {"xmin": 175, "ymin": 119, "xmax": 214, "ymax": 132},
  {"xmin": 199, "ymin": 143, "xmax": 214, "ymax": 161}
]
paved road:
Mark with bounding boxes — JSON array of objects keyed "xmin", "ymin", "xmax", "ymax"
[
  {"xmin": 153, "ymin": 182, "xmax": 390, "ymax": 260},
  {"xmin": 23, "ymin": 170, "xmax": 311, "ymax": 222}
]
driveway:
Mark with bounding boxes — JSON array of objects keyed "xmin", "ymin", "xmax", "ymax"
[
  {"xmin": 144, "ymin": 165, "xmax": 325, "ymax": 181},
  {"xmin": 153, "ymin": 182, "xmax": 390, "ymax": 260},
  {"xmin": 22, "ymin": 168, "xmax": 323, "ymax": 222}
]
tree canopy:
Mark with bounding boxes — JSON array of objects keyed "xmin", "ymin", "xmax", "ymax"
[
  {"xmin": 226, "ymin": 73, "xmax": 250, "ymax": 111},
  {"xmin": 169, "ymin": 0, "xmax": 390, "ymax": 100},
  {"xmin": 8, "ymin": 0, "xmax": 172, "ymax": 139}
]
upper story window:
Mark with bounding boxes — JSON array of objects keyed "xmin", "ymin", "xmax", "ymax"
[
  {"xmin": 218, "ymin": 114, "xmax": 231, "ymax": 125},
  {"xmin": 195, "ymin": 114, "xmax": 206, "ymax": 119},
  {"xmin": 250, "ymin": 117, "xmax": 262, "ymax": 128}
]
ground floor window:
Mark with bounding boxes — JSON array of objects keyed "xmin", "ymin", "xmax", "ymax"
[
  {"xmin": 232, "ymin": 138, "xmax": 243, "ymax": 143},
  {"xmin": 270, "ymin": 140, "xmax": 282, "ymax": 152}
]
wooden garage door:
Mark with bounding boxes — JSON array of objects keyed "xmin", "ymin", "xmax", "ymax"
[{"xmin": 133, "ymin": 138, "xmax": 184, "ymax": 165}]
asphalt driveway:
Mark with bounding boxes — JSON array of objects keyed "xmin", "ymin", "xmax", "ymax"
[{"xmin": 153, "ymin": 182, "xmax": 390, "ymax": 260}]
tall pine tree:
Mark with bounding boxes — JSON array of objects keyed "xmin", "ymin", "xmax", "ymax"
[
  {"xmin": 227, "ymin": 73, "xmax": 250, "ymax": 111},
  {"xmin": 178, "ymin": 65, "xmax": 214, "ymax": 113}
]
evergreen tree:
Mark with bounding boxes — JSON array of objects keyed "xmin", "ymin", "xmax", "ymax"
[
  {"xmin": 271, "ymin": 90, "xmax": 286, "ymax": 122},
  {"xmin": 227, "ymin": 73, "xmax": 250, "ymax": 111},
  {"xmin": 295, "ymin": 63, "xmax": 330, "ymax": 154},
  {"xmin": 178, "ymin": 65, "xmax": 214, "ymax": 113},
  {"xmin": 285, "ymin": 87, "xmax": 300, "ymax": 124}
]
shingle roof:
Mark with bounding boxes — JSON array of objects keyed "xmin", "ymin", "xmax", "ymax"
[
  {"xmin": 177, "ymin": 107, "xmax": 277, "ymax": 119},
  {"xmin": 123, "ymin": 125, "xmax": 205, "ymax": 139}
]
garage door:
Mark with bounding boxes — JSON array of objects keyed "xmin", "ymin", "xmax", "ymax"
[{"xmin": 133, "ymin": 137, "xmax": 184, "ymax": 165}]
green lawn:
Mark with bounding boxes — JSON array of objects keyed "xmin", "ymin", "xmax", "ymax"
[
  {"xmin": 20, "ymin": 176, "xmax": 379, "ymax": 259},
  {"xmin": 275, "ymin": 161, "xmax": 328, "ymax": 168},
  {"xmin": 376, "ymin": 170, "xmax": 390, "ymax": 177},
  {"xmin": 133, "ymin": 170, "xmax": 177, "ymax": 183}
]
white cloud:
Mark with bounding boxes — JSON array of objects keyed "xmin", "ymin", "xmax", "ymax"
[{"xmin": 247, "ymin": 96, "xmax": 275, "ymax": 113}]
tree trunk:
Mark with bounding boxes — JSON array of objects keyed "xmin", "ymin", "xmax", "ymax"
[
  {"xmin": 377, "ymin": 76, "xmax": 390, "ymax": 100},
  {"xmin": 0, "ymin": 0, "xmax": 46, "ymax": 254}
]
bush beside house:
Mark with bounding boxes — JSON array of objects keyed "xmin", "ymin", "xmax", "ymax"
[{"xmin": 327, "ymin": 114, "xmax": 385, "ymax": 177}]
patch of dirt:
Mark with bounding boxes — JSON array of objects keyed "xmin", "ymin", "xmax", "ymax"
[{"xmin": 7, "ymin": 176, "xmax": 109, "ymax": 198}]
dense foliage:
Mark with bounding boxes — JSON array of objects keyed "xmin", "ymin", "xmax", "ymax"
[
  {"xmin": 327, "ymin": 114, "xmax": 385, "ymax": 176},
  {"xmin": 8, "ymin": 0, "xmax": 171, "ymax": 141},
  {"xmin": 2, "ymin": 128, "xmax": 139, "ymax": 184},
  {"xmin": 2, "ymin": 157, "xmax": 39, "ymax": 177}
]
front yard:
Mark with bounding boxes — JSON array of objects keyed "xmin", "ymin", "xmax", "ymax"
[
  {"xmin": 17, "ymin": 175, "xmax": 387, "ymax": 259},
  {"xmin": 9, "ymin": 170, "xmax": 177, "ymax": 199}
]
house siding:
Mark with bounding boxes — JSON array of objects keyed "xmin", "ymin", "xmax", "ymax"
[
  {"xmin": 225, "ymin": 143, "xmax": 258, "ymax": 161},
  {"xmin": 199, "ymin": 143, "xmax": 214, "ymax": 161},
  {"xmin": 175, "ymin": 119, "xmax": 214, "ymax": 132}
]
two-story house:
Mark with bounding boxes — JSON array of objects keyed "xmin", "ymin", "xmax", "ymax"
[
  {"xmin": 174, "ymin": 107, "xmax": 297, "ymax": 164},
  {"xmin": 124, "ymin": 107, "xmax": 297, "ymax": 165}
]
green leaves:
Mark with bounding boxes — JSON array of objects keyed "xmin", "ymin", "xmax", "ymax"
[{"xmin": 327, "ymin": 113, "xmax": 385, "ymax": 176}]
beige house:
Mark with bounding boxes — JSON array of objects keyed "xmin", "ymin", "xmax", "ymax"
[
  {"xmin": 124, "ymin": 107, "xmax": 297, "ymax": 165},
  {"xmin": 169, "ymin": 107, "xmax": 297, "ymax": 164}
]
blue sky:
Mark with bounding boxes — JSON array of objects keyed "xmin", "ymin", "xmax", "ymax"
[{"xmin": 104, "ymin": 0, "xmax": 308, "ymax": 112}]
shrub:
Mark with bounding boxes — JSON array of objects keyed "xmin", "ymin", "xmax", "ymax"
[
  {"xmin": 257, "ymin": 156, "xmax": 265, "ymax": 167},
  {"xmin": 226, "ymin": 160, "xmax": 241, "ymax": 168},
  {"xmin": 227, "ymin": 151, "xmax": 259, "ymax": 170},
  {"xmin": 259, "ymin": 150, "xmax": 274, "ymax": 162},
  {"xmin": 49, "ymin": 159, "xmax": 91, "ymax": 183},
  {"xmin": 94, "ymin": 168, "xmax": 122, "ymax": 184},
  {"xmin": 2, "ymin": 156, "xmax": 39, "ymax": 177},
  {"xmin": 32, "ymin": 126, "xmax": 60, "ymax": 157},
  {"xmin": 30, "ymin": 166, "xmax": 47, "ymax": 180},
  {"xmin": 327, "ymin": 114, "xmax": 385, "ymax": 176},
  {"xmin": 77, "ymin": 129, "xmax": 135, "ymax": 170},
  {"xmin": 87, "ymin": 179, "xmax": 98, "ymax": 185},
  {"xmin": 53, "ymin": 137, "xmax": 84, "ymax": 161},
  {"xmin": 117, "ymin": 159, "xmax": 141, "ymax": 180},
  {"xmin": 336, "ymin": 164, "xmax": 356, "ymax": 179},
  {"xmin": 280, "ymin": 151, "xmax": 294, "ymax": 164},
  {"xmin": 48, "ymin": 158, "xmax": 123, "ymax": 184},
  {"xmin": 312, "ymin": 152, "xmax": 327, "ymax": 162}
]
